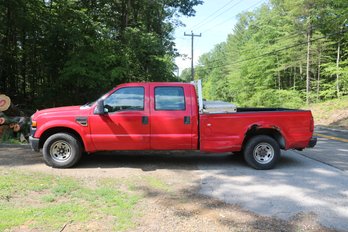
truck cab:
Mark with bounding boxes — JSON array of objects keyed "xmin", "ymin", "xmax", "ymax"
[{"xmin": 90, "ymin": 82, "xmax": 199, "ymax": 151}]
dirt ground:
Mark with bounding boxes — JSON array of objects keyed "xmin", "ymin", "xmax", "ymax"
[{"xmin": 0, "ymin": 146, "xmax": 337, "ymax": 232}]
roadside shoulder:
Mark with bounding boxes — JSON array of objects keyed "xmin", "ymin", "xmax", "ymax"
[
  {"xmin": 0, "ymin": 143, "xmax": 30, "ymax": 149},
  {"xmin": 315, "ymin": 125, "xmax": 348, "ymax": 133}
]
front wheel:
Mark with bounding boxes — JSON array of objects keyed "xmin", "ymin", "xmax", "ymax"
[
  {"xmin": 43, "ymin": 133, "xmax": 82, "ymax": 168},
  {"xmin": 243, "ymin": 135, "xmax": 280, "ymax": 170}
]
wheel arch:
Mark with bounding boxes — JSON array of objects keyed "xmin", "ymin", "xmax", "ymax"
[
  {"xmin": 39, "ymin": 127, "xmax": 85, "ymax": 151},
  {"xmin": 242, "ymin": 124, "xmax": 286, "ymax": 150}
]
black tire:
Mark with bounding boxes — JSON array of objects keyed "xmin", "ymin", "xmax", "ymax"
[
  {"xmin": 43, "ymin": 133, "xmax": 82, "ymax": 168},
  {"xmin": 232, "ymin": 151, "xmax": 243, "ymax": 156},
  {"xmin": 243, "ymin": 135, "xmax": 280, "ymax": 170}
]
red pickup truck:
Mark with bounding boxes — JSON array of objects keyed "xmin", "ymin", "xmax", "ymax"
[{"xmin": 29, "ymin": 81, "xmax": 316, "ymax": 170}]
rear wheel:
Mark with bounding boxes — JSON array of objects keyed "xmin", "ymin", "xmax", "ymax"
[
  {"xmin": 243, "ymin": 135, "xmax": 280, "ymax": 170},
  {"xmin": 232, "ymin": 151, "xmax": 243, "ymax": 156},
  {"xmin": 43, "ymin": 133, "xmax": 82, "ymax": 168}
]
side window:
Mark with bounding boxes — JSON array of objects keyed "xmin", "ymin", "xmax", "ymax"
[
  {"xmin": 104, "ymin": 87, "xmax": 144, "ymax": 113},
  {"xmin": 155, "ymin": 87, "xmax": 185, "ymax": 110}
]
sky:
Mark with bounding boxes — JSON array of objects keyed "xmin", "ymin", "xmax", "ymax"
[{"xmin": 174, "ymin": 0, "xmax": 266, "ymax": 75}]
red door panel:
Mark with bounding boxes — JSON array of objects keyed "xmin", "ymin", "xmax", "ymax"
[
  {"xmin": 149, "ymin": 84, "xmax": 193, "ymax": 150},
  {"xmin": 89, "ymin": 84, "xmax": 150, "ymax": 150}
]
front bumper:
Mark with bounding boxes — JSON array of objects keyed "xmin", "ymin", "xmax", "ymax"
[
  {"xmin": 307, "ymin": 137, "xmax": 317, "ymax": 148},
  {"xmin": 29, "ymin": 136, "xmax": 40, "ymax": 152}
]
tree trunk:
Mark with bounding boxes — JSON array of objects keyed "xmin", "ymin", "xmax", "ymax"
[
  {"xmin": 21, "ymin": 30, "xmax": 27, "ymax": 97},
  {"xmin": 0, "ymin": 110, "xmax": 29, "ymax": 141},
  {"xmin": 306, "ymin": 21, "xmax": 312, "ymax": 105},
  {"xmin": 276, "ymin": 55, "xmax": 281, "ymax": 90},
  {"xmin": 126, "ymin": 0, "xmax": 131, "ymax": 27},
  {"xmin": 336, "ymin": 41, "xmax": 340, "ymax": 98},
  {"xmin": 317, "ymin": 49, "xmax": 321, "ymax": 102},
  {"xmin": 293, "ymin": 67, "xmax": 296, "ymax": 89},
  {"xmin": 0, "ymin": 95, "xmax": 22, "ymax": 116}
]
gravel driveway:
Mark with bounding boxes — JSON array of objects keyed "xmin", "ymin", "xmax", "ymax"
[{"xmin": 0, "ymin": 145, "xmax": 343, "ymax": 231}]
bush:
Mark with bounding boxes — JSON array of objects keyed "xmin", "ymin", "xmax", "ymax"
[{"xmin": 246, "ymin": 89, "xmax": 304, "ymax": 108}]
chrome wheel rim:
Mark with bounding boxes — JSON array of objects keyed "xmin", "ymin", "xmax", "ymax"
[
  {"xmin": 50, "ymin": 140, "xmax": 72, "ymax": 162},
  {"xmin": 253, "ymin": 143, "xmax": 274, "ymax": 164}
]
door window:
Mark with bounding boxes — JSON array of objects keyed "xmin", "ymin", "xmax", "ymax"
[
  {"xmin": 155, "ymin": 87, "xmax": 185, "ymax": 110},
  {"xmin": 104, "ymin": 87, "xmax": 144, "ymax": 113}
]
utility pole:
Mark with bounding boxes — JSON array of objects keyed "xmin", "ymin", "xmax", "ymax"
[{"xmin": 184, "ymin": 31, "xmax": 202, "ymax": 81}]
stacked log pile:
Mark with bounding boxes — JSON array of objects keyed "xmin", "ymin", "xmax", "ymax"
[{"xmin": 0, "ymin": 94, "xmax": 30, "ymax": 143}]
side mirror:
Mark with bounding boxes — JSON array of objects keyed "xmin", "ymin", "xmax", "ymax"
[{"xmin": 94, "ymin": 100, "xmax": 106, "ymax": 115}]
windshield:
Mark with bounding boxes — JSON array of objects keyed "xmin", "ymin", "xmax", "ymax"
[{"xmin": 82, "ymin": 92, "xmax": 110, "ymax": 107}]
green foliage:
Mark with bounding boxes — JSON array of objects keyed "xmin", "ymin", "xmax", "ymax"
[
  {"xmin": 0, "ymin": 0, "xmax": 202, "ymax": 108},
  {"xmin": 244, "ymin": 89, "xmax": 304, "ymax": 108},
  {"xmin": 195, "ymin": 0, "xmax": 348, "ymax": 107},
  {"xmin": 180, "ymin": 68, "xmax": 192, "ymax": 82}
]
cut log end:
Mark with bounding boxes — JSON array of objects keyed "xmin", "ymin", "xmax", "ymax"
[
  {"xmin": 9, "ymin": 123, "xmax": 21, "ymax": 132},
  {"xmin": 13, "ymin": 124, "xmax": 21, "ymax": 132},
  {"xmin": 0, "ymin": 95, "xmax": 11, "ymax": 112}
]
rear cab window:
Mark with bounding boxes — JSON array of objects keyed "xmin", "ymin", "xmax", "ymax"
[{"xmin": 155, "ymin": 87, "xmax": 185, "ymax": 110}]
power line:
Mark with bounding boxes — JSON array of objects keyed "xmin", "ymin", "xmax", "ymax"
[
  {"xmin": 267, "ymin": 8, "xmax": 348, "ymax": 44},
  {"xmin": 197, "ymin": 4, "xmax": 348, "ymax": 66},
  {"xmin": 176, "ymin": 37, "xmax": 189, "ymax": 41},
  {"xmin": 201, "ymin": 0, "xmax": 265, "ymax": 34},
  {"xmin": 190, "ymin": 0, "xmax": 238, "ymax": 30},
  {"xmin": 198, "ymin": 11, "xmax": 348, "ymax": 66},
  {"xmin": 211, "ymin": 43, "xmax": 339, "ymax": 71},
  {"xmin": 195, "ymin": 0, "xmax": 244, "ymax": 31},
  {"xmin": 197, "ymin": 28, "xmax": 348, "ymax": 71}
]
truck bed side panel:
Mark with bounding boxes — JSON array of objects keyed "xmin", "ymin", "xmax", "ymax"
[{"xmin": 199, "ymin": 111, "xmax": 313, "ymax": 152}]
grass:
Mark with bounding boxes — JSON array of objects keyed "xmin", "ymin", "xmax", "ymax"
[
  {"xmin": 305, "ymin": 95, "xmax": 348, "ymax": 128},
  {"xmin": 0, "ymin": 169, "xmax": 141, "ymax": 231},
  {"xmin": 0, "ymin": 138, "xmax": 23, "ymax": 144},
  {"xmin": 144, "ymin": 176, "xmax": 170, "ymax": 191}
]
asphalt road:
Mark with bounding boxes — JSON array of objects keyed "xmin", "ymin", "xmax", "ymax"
[
  {"xmin": 199, "ymin": 127, "xmax": 348, "ymax": 231},
  {"xmin": 315, "ymin": 126, "xmax": 348, "ymax": 141}
]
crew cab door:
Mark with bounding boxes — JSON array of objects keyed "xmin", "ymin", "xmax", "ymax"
[
  {"xmin": 89, "ymin": 84, "xmax": 150, "ymax": 150},
  {"xmin": 149, "ymin": 84, "xmax": 193, "ymax": 150}
]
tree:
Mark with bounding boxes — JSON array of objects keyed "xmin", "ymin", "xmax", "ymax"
[
  {"xmin": 196, "ymin": 0, "xmax": 348, "ymax": 108},
  {"xmin": 0, "ymin": 0, "xmax": 203, "ymax": 109}
]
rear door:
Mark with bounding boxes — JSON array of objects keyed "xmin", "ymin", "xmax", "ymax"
[{"xmin": 149, "ymin": 84, "xmax": 193, "ymax": 150}]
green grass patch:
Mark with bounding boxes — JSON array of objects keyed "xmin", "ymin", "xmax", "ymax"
[
  {"xmin": 41, "ymin": 194, "xmax": 55, "ymax": 203},
  {"xmin": 0, "ymin": 203, "xmax": 89, "ymax": 231},
  {"xmin": 144, "ymin": 176, "xmax": 170, "ymax": 191},
  {"xmin": 0, "ymin": 171, "xmax": 53, "ymax": 200},
  {"xmin": 0, "ymin": 169, "xmax": 141, "ymax": 231}
]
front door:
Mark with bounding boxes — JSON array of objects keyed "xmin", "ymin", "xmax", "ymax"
[
  {"xmin": 89, "ymin": 84, "xmax": 150, "ymax": 150},
  {"xmin": 149, "ymin": 84, "xmax": 193, "ymax": 150}
]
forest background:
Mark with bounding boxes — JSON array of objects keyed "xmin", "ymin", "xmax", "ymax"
[
  {"xmin": 181, "ymin": 0, "xmax": 348, "ymax": 108},
  {"xmin": 1, "ymin": 0, "xmax": 348, "ymax": 110}
]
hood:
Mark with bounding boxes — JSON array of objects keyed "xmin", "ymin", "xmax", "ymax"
[{"xmin": 32, "ymin": 105, "xmax": 90, "ymax": 119}]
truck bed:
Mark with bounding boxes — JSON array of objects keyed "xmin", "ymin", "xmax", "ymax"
[{"xmin": 199, "ymin": 109, "xmax": 313, "ymax": 152}]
